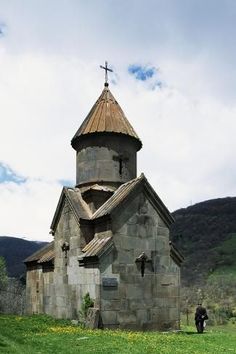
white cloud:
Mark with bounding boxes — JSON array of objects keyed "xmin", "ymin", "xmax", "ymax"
[
  {"xmin": 0, "ymin": 0, "xmax": 236, "ymax": 240},
  {"xmin": 0, "ymin": 179, "xmax": 62, "ymax": 241}
]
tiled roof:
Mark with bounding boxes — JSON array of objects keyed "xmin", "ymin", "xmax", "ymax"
[
  {"xmin": 24, "ymin": 242, "xmax": 54, "ymax": 264},
  {"xmin": 71, "ymin": 86, "xmax": 142, "ymax": 150},
  {"xmin": 83, "ymin": 184, "xmax": 115, "ymax": 193},
  {"xmin": 91, "ymin": 173, "xmax": 174, "ymax": 227},
  {"xmin": 65, "ymin": 187, "xmax": 92, "ymax": 219},
  {"xmin": 81, "ymin": 236, "xmax": 113, "ymax": 258},
  {"xmin": 50, "ymin": 187, "xmax": 92, "ymax": 231},
  {"xmin": 91, "ymin": 174, "xmax": 144, "ymax": 219},
  {"xmin": 170, "ymin": 242, "xmax": 184, "ymax": 266}
]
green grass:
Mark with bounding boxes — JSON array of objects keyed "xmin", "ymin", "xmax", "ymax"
[
  {"xmin": 0, "ymin": 315, "xmax": 236, "ymax": 354},
  {"xmin": 212, "ymin": 234, "xmax": 236, "ymax": 273}
]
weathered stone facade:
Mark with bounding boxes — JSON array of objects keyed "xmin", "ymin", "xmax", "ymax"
[{"xmin": 25, "ymin": 83, "xmax": 183, "ymax": 330}]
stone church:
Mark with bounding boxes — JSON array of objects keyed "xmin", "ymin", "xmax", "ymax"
[{"xmin": 25, "ymin": 74, "xmax": 183, "ymax": 330}]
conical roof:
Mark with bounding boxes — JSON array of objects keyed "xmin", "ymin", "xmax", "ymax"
[{"xmin": 71, "ymin": 85, "xmax": 142, "ymax": 150}]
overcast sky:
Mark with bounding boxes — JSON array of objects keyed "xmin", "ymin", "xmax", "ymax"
[{"xmin": 1, "ymin": 0, "xmax": 236, "ymax": 241}]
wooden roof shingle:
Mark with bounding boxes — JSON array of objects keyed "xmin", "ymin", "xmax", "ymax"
[{"xmin": 71, "ymin": 86, "xmax": 142, "ymax": 150}]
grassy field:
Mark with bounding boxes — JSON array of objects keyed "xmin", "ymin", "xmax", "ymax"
[{"xmin": 0, "ymin": 315, "xmax": 236, "ymax": 354}]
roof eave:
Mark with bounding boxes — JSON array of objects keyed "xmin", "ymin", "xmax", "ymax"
[
  {"xmin": 71, "ymin": 131, "xmax": 142, "ymax": 151},
  {"xmin": 170, "ymin": 242, "xmax": 184, "ymax": 266},
  {"xmin": 91, "ymin": 173, "xmax": 174, "ymax": 227}
]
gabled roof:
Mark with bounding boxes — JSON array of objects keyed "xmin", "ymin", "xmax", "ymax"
[
  {"xmin": 81, "ymin": 236, "xmax": 113, "ymax": 258},
  {"xmin": 78, "ymin": 235, "xmax": 113, "ymax": 266},
  {"xmin": 83, "ymin": 184, "xmax": 115, "ymax": 193},
  {"xmin": 50, "ymin": 187, "xmax": 92, "ymax": 232},
  {"xmin": 51, "ymin": 175, "xmax": 174, "ymax": 232},
  {"xmin": 91, "ymin": 174, "xmax": 143, "ymax": 219},
  {"xmin": 71, "ymin": 86, "xmax": 142, "ymax": 150},
  {"xmin": 170, "ymin": 242, "xmax": 184, "ymax": 266},
  {"xmin": 91, "ymin": 173, "xmax": 174, "ymax": 227},
  {"xmin": 24, "ymin": 242, "xmax": 54, "ymax": 264}
]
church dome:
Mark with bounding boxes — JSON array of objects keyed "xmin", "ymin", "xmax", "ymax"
[{"xmin": 71, "ymin": 85, "xmax": 142, "ymax": 151}]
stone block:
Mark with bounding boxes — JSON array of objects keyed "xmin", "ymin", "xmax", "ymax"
[
  {"xmin": 169, "ymin": 307, "xmax": 179, "ymax": 321},
  {"xmin": 85, "ymin": 308, "xmax": 101, "ymax": 329},
  {"xmin": 69, "ymin": 248, "xmax": 77, "ymax": 257},
  {"xmin": 120, "ymin": 273, "xmax": 135, "ymax": 283},
  {"xmin": 150, "ymin": 307, "xmax": 160, "ymax": 322},
  {"xmin": 101, "ymin": 287, "xmax": 119, "ymax": 300},
  {"xmin": 68, "ymin": 272, "xmax": 79, "ymax": 285},
  {"xmin": 155, "ymin": 297, "xmax": 178, "ymax": 308},
  {"xmin": 136, "ymin": 309, "xmax": 148, "ymax": 323},
  {"xmin": 119, "ymin": 284, "xmax": 126, "ymax": 298},
  {"xmin": 100, "ymin": 261, "xmax": 113, "ymax": 275},
  {"xmin": 121, "ymin": 236, "xmax": 139, "ymax": 250},
  {"xmin": 127, "ymin": 214, "xmax": 138, "ymax": 225},
  {"xmin": 126, "ymin": 284, "xmax": 143, "ymax": 299},
  {"xmin": 95, "ymin": 273, "xmax": 100, "ymax": 285},
  {"xmin": 156, "ymin": 307, "xmax": 170, "ymax": 322},
  {"xmin": 55, "ymin": 296, "xmax": 67, "ymax": 308},
  {"xmin": 112, "ymin": 264, "xmax": 126, "ymax": 274},
  {"xmin": 115, "ymin": 222, "xmax": 127, "ymax": 235},
  {"xmin": 155, "ymin": 238, "xmax": 169, "ymax": 252},
  {"xmin": 101, "ymin": 310, "xmax": 117, "ymax": 325},
  {"xmin": 55, "ymin": 306, "xmax": 69, "ymax": 319},
  {"xmin": 158, "ymin": 218, "xmax": 167, "ymax": 228},
  {"xmin": 118, "ymin": 311, "xmax": 137, "ymax": 324},
  {"xmin": 101, "ymin": 300, "xmax": 121, "ymax": 311},
  {"xmin": 156, "ymin": 226, "xmax": 169, "ymax": 237},
  {"xmin": 125, "ymin": 264, "xmax": 135, "ymax": 273},
  {"xmin": 120, "ymin": 299, "xmax": 128, "ymax": 310},
  {"xmin": 43, "ymin": 296, "xmax": 50, "ymax": 306},
  {"xmin": 127, "ymin": 224, "xmax": 138, "ymax": 236},
  {"xmin": 128, "ymin": 298, "xmax": 153, "ymax": 311},
  {"xmin": 70, "ymin": 236, "xmax": 80, "ymax": 250},
  {"xmin": 144, "ymin": 239, "xmax": 156, "ymax": 250},
  {"xmin": 118, "ymin": 249, "xmax": 134, "ymax": 264},
  {"xmin": 159, "ymin": 255, "xmax": 170, "ymax": 270}
]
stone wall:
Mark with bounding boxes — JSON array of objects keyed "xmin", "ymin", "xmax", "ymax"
[
  {"xmin": 25, "ymin": 266, "xmax": 44, "ymax": 314},
  {"xmin": 53, "ymin": 198, "xmax": 100, "ymax": 319},
  {"xmin": 53, "ymin": 198, "xmax": 79, "ymax": 318},
  {"xmin": 42, "ymin": 270, "xmax": 55, "ymax": 315},
  {"xmin": 26, "ymin": 186, "xmax": 180, "ymax": 328},
  {"xmin": 26, "ymin": 266, "xmax": 54, "ymax": 315},
  {"xmin": 99, "ymin": 191, "xmax": 180, "ymax": 330},
  {"xmin": 75, "ymin": 134, "xmax": 137, "ymax": 188}
]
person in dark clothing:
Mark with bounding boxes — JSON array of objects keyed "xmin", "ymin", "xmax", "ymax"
[{"xmin": 195, "ymin": 303, "xmax": 208, "ymax": 333}]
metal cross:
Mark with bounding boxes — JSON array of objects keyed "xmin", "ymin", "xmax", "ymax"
[
  {"xmin": 135, "ymin": 252, "xmax": 153, "ymax": 277},
  {"xmin": 61, "ymin": 242, "xmax": 70, "ymax": 259},
  {"xmin": 100, "ymin": 61, "xmax": 113, "ymax": 86}
]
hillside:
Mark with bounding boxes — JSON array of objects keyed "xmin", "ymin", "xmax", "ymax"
[
  {"xmin": 170, "ymin": 197, "xmax": 236, "ymax": 285},
  {"xmin": 1, "ymin": 197, "xmax": 236, "ymax": 284},
  {"xmin": 0, "ymin": 236, "xmax": 48, "ymax": 278}
]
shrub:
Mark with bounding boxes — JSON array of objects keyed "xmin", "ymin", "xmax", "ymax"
[{"xmin": 79, "ymin": 292, "xmax": 94, "ymax": 323}]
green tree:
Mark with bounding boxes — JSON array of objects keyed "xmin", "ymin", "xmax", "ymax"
[{"xmin": 0, "ymin": 256, "xmax": 7, "ymax": 290}]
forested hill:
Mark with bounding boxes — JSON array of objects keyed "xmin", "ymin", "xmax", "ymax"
[
  {"xmin": 0, "ymin": 236, "xmax": 48, "ymax": 277},
  {"xmin": 1, "ymin": 197, "xmax": 236, "ymax": 284},
  {"xmin": 170, "ymin": 197, "xmax": 236, "ymax": 285}
]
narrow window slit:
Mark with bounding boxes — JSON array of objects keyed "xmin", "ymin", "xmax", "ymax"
[{"xmin": 119, "ymin": 158, "xmax": 123, "ymax": 175}]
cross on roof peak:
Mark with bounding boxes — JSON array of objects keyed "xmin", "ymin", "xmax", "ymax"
[{"xmin": 100, "ymin": 61, "xmax": 113, "ymax": 87}]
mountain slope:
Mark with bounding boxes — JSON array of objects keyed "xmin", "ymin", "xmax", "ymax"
[
  {"xmin": 1, "ymin": 196, "xmax": 236, "ymax": 284},
  {"xmin": 0, "ymin": 236, "xmax": 48, "ymax": 277},
  {"xmin": 170, "ymin": 197, "xmax": 236, "ymax": 285}
]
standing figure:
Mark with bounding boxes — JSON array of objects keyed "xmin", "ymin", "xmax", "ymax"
[{"xmin": 195, "ymin": 303, "xmax": 208, "ymax": 333}]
